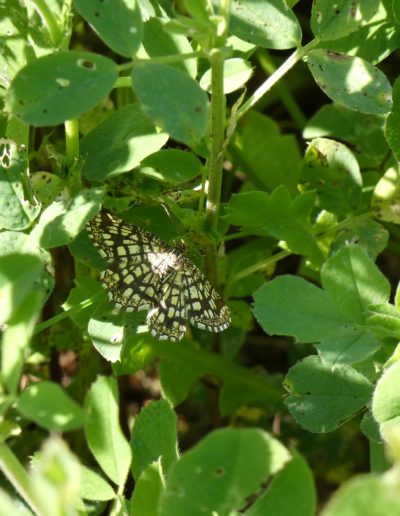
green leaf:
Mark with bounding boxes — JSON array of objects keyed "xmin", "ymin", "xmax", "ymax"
[
  {"xmin": 31, "ymin": 172, "xmax": 64, "ymax": 206},
  {"xmin": 284, "ymin": 356, "xmax": 373, "ymax": 432},
  {"xmin": 69, "ymin": 228, "xmax": 107, "ymax": 270},
  {"xmin": 307, "ymin": 49, "xmax": 392, "ymax": 115},
  {"xmin": 311, "ymin": 0, "xmax": 380, "ymax": 40},
  {"xmin": 262, "ymin": 188, "xmax": 323, "ymax": 265},
  {"xmin": 0, "ymin": 230, "xmax": 28, "ymax": 255},
  {"xmin": 149, "ymin": 340, "xmax": 282, "ymax": 415},
  {"xmin": 79, "ymin": 466, "xmax": 116, "ymax": 501},
  {"xmin": 253, "ymin": 275, "xmax": 350, "ymax": 343},
  {"xmin": 88, "ymin": 306, "xmax": 142, "ymax": 362},
  {"xmin": 321, "ymin": 245, "xmax": 390, "ymax": 324},
  {"xmin": 6, "ymin": 51, "xmax": 118, "ymax": 126},
  {"xmin": 247, "ymin": 453, "xmax": 316, "ymax": 516},
  {"xmin": 317, "ymin": 326, "xmax": 381, "ymax": 367},
  {"xmin": 84, "ymin": 376, "xmax": 132, "ymax": 485},
  {"xmin": 143, "ymin": 17, "xmax": 196, "ymax": 78},
  {"xmin": 321, "ymin": 473, "xmax": 400, "ymax": 516},
  {"xmin": 140, "ymin": 149, "xmax": 202, "ymax": 183},
  {"xmin": 160, "ymin": 428, "xmax": 290, "ymax": 516},
  {"xmin": 303, "ymin": 104, "xmax": 388, "ymax": 169},
  {"xmin": 367, "ymin": 303, "xmax": 400, "ymax": 340},
  {"xmin": 62, "ymin": 277, "xmax": 105, "ymax": 329},
  {"xmin": 29, "ymin": 438, "xmax": 82, "ymax": 516},
  {"xmin": 0, "ymin": 139, "xmax": 40, "ymax": 230},
  {"xmin": 130, "ymin": 462, "xmax": 165, "ymax": 516},
  {"xmin": 200, "ymin": 58, "xmax": 253, "ymax": 94},
  {"xmin": 131, "ymin": 399, "xmax": 179, "ymax": 481},
  {"xmin": 0, "ymin": 253, "xmax": 43, "ymax": 326},
  {"xmin": 2, "ymin": 290, "xmax": 43, "ymax": 394},
  {"xmin": 30, "ymin": 187, "xmax": 104, "ymax": 248},
  {"xmin": 229, "ymin": 0, "xmax": 302, "ymax": 49},
  {"xmin": 300, "ymin": 137, "xmax": 362, "ymax": 216},
  {"xmin": 227, "ymin": 189, "xmax": 323, "ymax": 265},
  {"xmin": 316, "ymin": 2, "xmax": 400, "ymax": 65},
  {"xmin": 114, "ymin": 335, "xmax": 157, "ymax": 375},
  {"xmin": 372, "ymin": 361, "xmax": 400, "ymax": 431},
  {"xmin": 360, "ymin": 411, "xmax": 382, "ymax": 444},
  {"xmin": 332, "ymin": 218, "xmax": 388, "ymax": 261},
  {"xmin": 231, "ymin": 112, "xmax": 301, "ymax": 195},
  {"xmin": 0, "ymin": 0, "xmax": 34, "ymax": 87},
  {"xmin": 227, "ymin": 191, "xmax": 270, "ymax": 227},
  {"xmin": 81, "ymin": 103, "xmax": 168, "ymax": 180},
  {"xmin": 159, "ymin": 347, "xmax": 203, "ymax": 406},
  {"xmin": 386, "ymin": 77, "xmax": 400, "ymax": 161},
  {"xmin": 372, "ymin": 163, "xmax": 400, "ymax": 224},
  {"xmin": 74, "ymin": 0, "xmax": 142, "ymax": 57},
  {"xmin": 16, "ymin": 382, "xmax": 84, "ymax": 431},
  {"xmin": 131, "ymin": 63, "xmax": 208, "ymax": 145}
]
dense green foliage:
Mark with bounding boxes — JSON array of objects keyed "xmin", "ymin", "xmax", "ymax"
[{"xmin": 1, "ymin": 0, "xmax": 400, "ymax": 514}]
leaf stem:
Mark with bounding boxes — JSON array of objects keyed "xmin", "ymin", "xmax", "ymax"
[
  {"xmin": 231, "ymin": 250, "xmax": 291, "ymax": 284},
  {"xmin": 150, "ymin": 339, "xmax": 282, "ymax": 405},
  {"xmin": 204, "ymin": 48, "xmax": 226, "ymax": 233},
  {"xmin": 33, "ymin": 293, "xmax": 101, "ymax": 335},
  {"xmin": 229, "ymin": 212, "xmax": 374, "ymax": 284},
  {"xmin": 117, "ymin": 52, "xmax": 202, "ymax": 72},
  {"xmin": 65, "ymin": 119, "xmax": 79, "ymax": 168},
  {"xmin": 256, "ymin": 49, "xmax": 307, "ymax": 130},
  {"xmin": 30, "ymin": 0, "xmax": 63, "ymax": 46},
  {"xmin": 0, "ymin": 442, "xmax": 43, "ymax": 515},
  {"xmin": 236, "ymin": 39, "xmax": 318, "ymax": 122},
  {"xmin": 369, "ymin": 440, "xmax": 390, "ymax": 472}
]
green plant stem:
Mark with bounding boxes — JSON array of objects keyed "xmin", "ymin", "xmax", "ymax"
[
  {"xmin": 30, "ymin": 0, "xmax": 63, "ymax": 46},
  {"xmin": 205, "ymin": 49, "xmax": 226, "ymax": 233},
  {"xmin": 370, "ymin": 441, "xmax": 390, "ymax": 472},
  {"xmin": 231, "ymin": 250, "xmax": 291, "ymax": 284},
  {"xmin": 317, "ymin": 212, "xmax": 374, "ymax": 239},
  {"xmin": 149, "ymin": 339, "xmax": 282, "ymax": 405},
  {"xmin": 65, "ymin": 119, "xmax": 79, "ymax": 168},
  {"xmin": 229, "ymin": 212, "xmax": 374, "ymax": 284},
  {"xmin": 114, "ymin": 76, "xmax": 133, "ymax": 89},
  {"xmin": 257, "ymin": 50, "xmax": 307, "ymax": 130},
  {"xmin": 236, "ymin": 39, "xmax": 318, "ymax": 122},
  {"xmin": 117, "ymin": 52, "xmax": 202, "ymax": 72},
  {"xmin": 33, "ymin": 294, "xmax": 101, "ymax": 335},
  {"xmin": 0, "ymin": 442, "xmax": 42, "ymax": 514}
]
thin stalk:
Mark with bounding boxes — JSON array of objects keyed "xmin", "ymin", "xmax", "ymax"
[
  {"xmin": 257, "ymin": 50, "xmax": 307, "ymax": 130},
  {"xmin": 229, "ymin": 212, "xmax": 374, "ymax": 285},
  {"xmin": 64, "ymin": 119, "xmax": 79, "ymax": 168},
  {"xmin": 231, "ymin": 250, "xmax": 291, "ymax": 284},
  {"xmin": 114, "ymin": 76, "xmax": 133, "ymax": 89},
  {"xmin": 30, "ymin": 0, "xmax": 63, "ymax": 46},
  {"xmin": 316, "ymin": 212, "xmax": 374, "ymax": 239},
  {"xmin": 0, "ymin": 442, "xmax": 43, "ymax": 515},
  {"xmin": 205, "ymin": 49, "xmax": 226, "ymax": 232},
  {"xmin": 236, "ymin": 39, "xmax": 318, "ymax": 122},
  {"xmin": 33, "ymin": 294, "xmax": 101, "ymax": 335},
  {"xmin": 118, "ymin": 52, "xmax": 202, "ymax": 72},
  {"xmin": 370, "ymin": 441, "xmax": 390, "ymax": 472}
]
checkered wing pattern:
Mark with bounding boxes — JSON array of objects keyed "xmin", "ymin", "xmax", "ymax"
[{"xmin": 87, "ymin": 211, "xmax": 230, "ymax": 341}]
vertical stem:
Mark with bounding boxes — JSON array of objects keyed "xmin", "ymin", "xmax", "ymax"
[
  {"xmin": 65, "ymin": 119, "xmax": 81, "ymax": 195},
  {"xmin": 205, "ymin": 49, "xmax": 226, "ymax": 233},
  {"xmin": 65, "ymin": 119, "xmax": 79, "ymax": 168},
  {"xmin": 204, "ymin": 48, "xmax": 226, "ymax": 291},
  {"xmin": 370, "ymin": 441, "xmax": 390, "ymax": 472}
]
